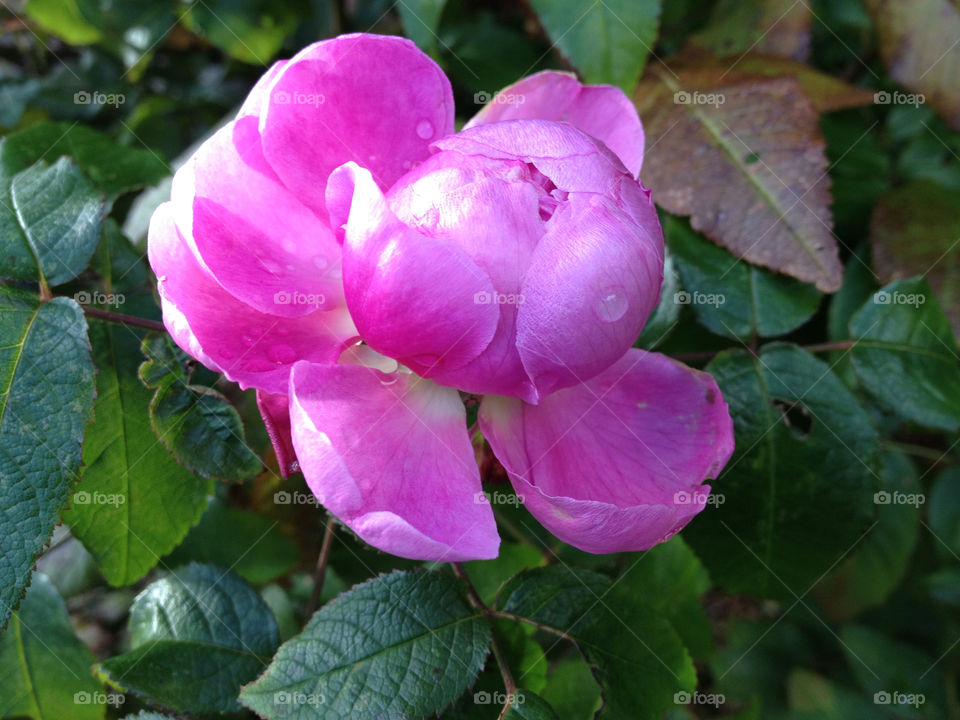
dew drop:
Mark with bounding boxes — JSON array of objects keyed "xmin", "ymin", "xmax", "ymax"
[
  {"xmin": 268, "ymin": 344, "xmax": 297, "ymax": 364},
  {"xmin": 241, "ymin": 334, "xmax": 255, "ymax": 347},
  {"xmin": 379, "ymin": 373, "xmax": 399, "ymax": 386},
  {"xmin": 416, "ymin": 119, "xmax": 434, "ymax": 140},
  {"xmin": 281, "ymin": 238, "xmax": 296, "ymax": 254},
  {"xmin": 312, "ymin": 255, "xmax": 329, "ymax": 271},
  {"xmin": 595, "ymin": 288, "xmax": 628, "ymax": 323}
]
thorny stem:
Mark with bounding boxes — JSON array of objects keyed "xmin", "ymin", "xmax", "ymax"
[
  {"xmin": 306, "ymin": 515, "xmax": 337, "ymax": 618},
  {"xmin": 451, "ymin": 563, "xmax": 517, "ymax": 720},
  {"xmin": 80, "ymin": 305, "xmax": 167, "ymax": 333}
]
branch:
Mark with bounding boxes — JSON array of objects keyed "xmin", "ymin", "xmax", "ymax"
[
  {"xmin": 451, "ymin": 563, "xmax": 516, "ymax": 720},
  {"xmin": 306, "ymin": 515, "xmax": 337, "ymax": 617},
  {"xmin": 80, "ymin": 306, "xmax": 167, "ymax": 333}
]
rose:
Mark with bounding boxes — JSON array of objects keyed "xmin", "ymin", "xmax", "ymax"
[{"xmin": 148, "ymin": 33, "xmax": 734, "ymax": 560}]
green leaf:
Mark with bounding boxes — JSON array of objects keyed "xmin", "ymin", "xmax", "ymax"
[
  {"xmin": 99, "ymin": 563, "xmax": 280, "ymax": 714},
  {"xmin": 690, "ymin": 0, "xmax": 811, "ymax": 60},
  {"xmin": 814, "ymin": 451, "xmax": 921, "ymax": 620},
  {"xmin": 23, "ymin": 0, "xmax": 103, "ymax": 44},
  {"xmin": 686, "ymin": 344, "xmax": 881, "ymax": 599},
  {"xmin": 397, "ymin": 0, "xmax": 448, "ymax": 51},
  {"xmin": 839, "ymin": 624, "xmax": 946, "ymax": 714},
  {"xmin": 505, "ymin": 690, "xmax": 559, "ymax": 719},
  {"xmin": 849, "ymin": 278, "xmax": 960, "ymax": 431},
  {"xmin": 540, "ymin": 655, "xmax": 602, "ymax": 719},
  {"xmin": 0, "ymin": 156, "xmax": 105, "ymax": 287},
  {"xmin": 90, "ymin": 219, "xmax": 149, "ymax": 293},
  {"xmin": 164, "ymin": 500, "xmax": 299, "ymax": 585},
  {"xmin": 240, "ymin": 569, "xmax": 491, "ymax": 720},
  {"xmin": 0, "ymin": 290, "xmax": 94, "ymax": 629},
  {"xmin": 0, "ymin": 573, "xmax": 104, "ymax": 720},
  {"xmin": 0, "ymin": 122, "xmax": 168, "ymax": 196},
  {"xmin": 139, "ymin": 333, "xmax": 262, "ymax": 480},
  {"xmin": 619, "ymin": 537, "xmax": 713, "ymax": 659},
  {"xmin": 928, "ymin": 467, "xmax": 960, "ymax": 559},
  {"xmin": 529, "ymin": 0, "xmax": 663, "ymax": 90},
  {"xmin": 668, "ymin": 217, "xmax": 822, "ymax": 341},
  {"xmin": 497, "ymin": 566, "xmax": 696, "ymax": 720},
  {"xmin": 636, "ymin": 247, "xmax": 681, "ymax": 349},
  {"xmin": 64, "ymin": 322, "xmax": 212, "ymax": 586},
  {"xmin": 463, "ymin": 542, "xmax": 545, "ymax": 606},
  {"xmin": 182, "ymin": 0, "xmax": 298, "ymax": 64}
]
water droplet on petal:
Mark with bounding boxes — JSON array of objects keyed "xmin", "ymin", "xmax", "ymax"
[
  {"xmin": 281, "ymin": 238, "xmax": 296, "ymax": 254},
  {"xmin": 416, "ymin": 120, "xmax": 434, "ymax": 140},
  {"xmin": 379, "ymin": 372, "xmax": 399, "ymax": 386},
  {"xmin": 268, "ymin": 344, "xmax": 297, "ymax": 364},
  {"xmin": 241, "ymin": 334, "xmax": 255, "ymax": 347},
  {"xmin": 595, "ymin": 288, "xmax": 628, "ymax": 323}
]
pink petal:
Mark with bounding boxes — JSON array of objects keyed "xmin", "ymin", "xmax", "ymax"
[
  {"xmin": 170, "ymin": 119, "xmax": 343, "ymax": 318},
  {"xmin": 259, "ymin": 33, "xmax": 454, "ymax": 217},
  {"xmin": 148, "ymin": 203, "xmax": 356, "ymax": 395},
  {"xmin": 385, "ymin": 154, "xmax": 546, "ymax": 401},
  {"xmin": 289, "ymin": 361, "xmax": 500, "ymax": 561},
  {"xmin": 256, "ymin": 391, "xmax": 299, "ymax": 477},
  {"xmin": 465, "ymin": 71, "xmax": 645, "ymax": 176},
  {"xmin": 327, "ymin": 162, "xmax": 499, "ymax": 378},
  {"xmin": 516, "ymin": 181, "xmax": 664, "ymax": 396},
  {"xmin": 479, "ymin": 350, "xmax": 734, "ymax": 554},
  {"xmin": 432, "ymin": 119, "xmax": 626, "ymax": 194}
]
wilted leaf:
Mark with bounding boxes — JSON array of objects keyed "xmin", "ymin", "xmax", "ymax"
[
  {"xmin": 866, "ymin": 0, "xmax": 960, "ymax": 130},
  {"xmin": 870, "ymin": 180, "xmax": 960, "ymax": 338},
  {"xmin": 690, "ymin": 0, "xmax": 812, "ymax": 61},
  {"xmin": 732, "ymin": 54, "xmax": 876, "ymax": 112},
  {"xmin": 635, "ymin": 60, "xmax": 842, "ymax": 291},
  {"xmin": 0, "ymin": 290, "xmax": 94, "ymax": 629}
]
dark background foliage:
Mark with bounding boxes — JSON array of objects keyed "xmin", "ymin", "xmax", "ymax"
[{"xmin": 1, "ymin": 0, "xmax": 959, "ymax": 718}]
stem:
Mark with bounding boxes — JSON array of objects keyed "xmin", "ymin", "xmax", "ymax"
[
  {"xmin": 451, "ymin": 563, "xmax": 516, "ymax": 719},
  {"xmin": 802, "ymin": 340, "xmax": 856, "ymax": 354},
  {"xmin": 883, "ymin": 439, "xmax": 957, "ymax": 463},
  {"xmin": 306, "ymin": 516, "xmax": 337, "ymax": 618},
  {"xmin": 490, "ymin": 610, "xmax": 576, "ymax": 643},
  {"xmin": 81, "ymin": 306, "xmax": 167, "ymax": 333}
]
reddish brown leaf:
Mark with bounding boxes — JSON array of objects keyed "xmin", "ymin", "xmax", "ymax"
[
  {"xmin": 635, "ymin": 62, "xmax": 842, "ymax": 292},
  {"xmin": 689, "ymin": 0, "xmax": 812, "ymax": 61},
  {"xmin": 733, "ymin": 54, "xmax": 876, "ymax": 112},
  {"xmin": 871, "ymin": 180, "xmax": 960, "ymax": 337},
  {"xmin": 866, "ymin": 0, "xmax": 960, "ymax": 130}
]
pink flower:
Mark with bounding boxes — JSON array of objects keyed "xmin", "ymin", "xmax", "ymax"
[{"xmin": 148, "ymin": 34, "xmax": 734, "ymax": 561}]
